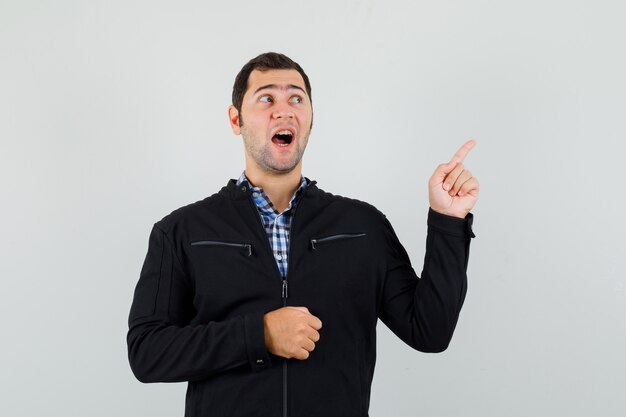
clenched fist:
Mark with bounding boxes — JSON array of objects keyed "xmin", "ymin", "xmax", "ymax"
[{"xmin": 264, "ymin": 306, "xmax": 322, "ymax": 360}]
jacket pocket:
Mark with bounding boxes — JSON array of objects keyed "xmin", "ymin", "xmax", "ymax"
[
  {"xmin": 190, "ymin": 240, "xmax": 253, "ymax": 257},
  {"xmin": 310, "ymin": 233, "xmax": 366, "ymax": 250}
]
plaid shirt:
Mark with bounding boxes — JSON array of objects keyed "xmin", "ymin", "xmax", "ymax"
[{"xmin": 237, "ymin": 172, "xmax": 309, "ymax": 278}]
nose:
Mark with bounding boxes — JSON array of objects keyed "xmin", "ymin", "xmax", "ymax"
[{"xmin": 272, "ymin": 103, "xmax": 294, "ymax": 119}]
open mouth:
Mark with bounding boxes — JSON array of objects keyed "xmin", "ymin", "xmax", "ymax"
[{"xmin": 271, "ymin": 130, "xmax": 294, "ymax": 147}]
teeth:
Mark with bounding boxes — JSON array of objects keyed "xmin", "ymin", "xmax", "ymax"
[{"xmin": 276, "ymin": 130, "xmax": 293, "ymax": 136}]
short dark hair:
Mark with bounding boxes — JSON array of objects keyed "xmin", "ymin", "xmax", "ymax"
[{"xmin": 231, "ymin": 52, "xmax": 312, "ymax": 115}]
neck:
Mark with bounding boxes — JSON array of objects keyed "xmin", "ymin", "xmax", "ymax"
[{"xmin": 245, "ymin": 163, "xmax": 303, "ymax": 212}]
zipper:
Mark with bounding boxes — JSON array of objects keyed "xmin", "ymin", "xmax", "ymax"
[
  {"xmin": 245, "ymin": 193, "xmax": 292, "ymax": 417},
  {"xmin": 190, "ymin": 240, "xmax": 252, "ymax": 256},
  {"xmin": 281, "ymin": 185, "xmax": 310, "ymax": 417},
  {"xmin": 245, "ymin": 183, "xmax": 312, "ymax": 417},
  {"xmin": 310, "ymin": 233, "xmax": 366, "ymax": 250},
  {"xmin": 282, "ymin": 278, "xmax": 288, "ymax": 417}
]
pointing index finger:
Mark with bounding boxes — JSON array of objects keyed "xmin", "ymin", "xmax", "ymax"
[{"xmin": 449, "ymin": 139, "xmax": 476, "ymax": 164}]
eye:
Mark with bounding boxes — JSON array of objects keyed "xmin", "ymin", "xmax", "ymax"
[
  {"xmin": 259, "ymin": 95, "xmax": 273, "ymax": 103},
  {"xmin": 290, "ymin": 95, "xmax": 303, "ymax": 104}
]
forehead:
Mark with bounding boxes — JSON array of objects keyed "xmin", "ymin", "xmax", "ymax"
[{"xmin": 245, "ymin": 69, "xmax": 307, "ymax": 96}]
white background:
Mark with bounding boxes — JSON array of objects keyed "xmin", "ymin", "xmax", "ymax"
[{"xmin": 1, "ymin": 0, "xmax": 625, "ymax": 416}]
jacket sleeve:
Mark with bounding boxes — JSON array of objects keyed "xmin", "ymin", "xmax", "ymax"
[
  {"xmin": 127, "ymin": 225, "xmax": 271, "ymax": 383},
  {"xmin": 378, "ymin": 208, "xmax": 474, "ymax": 353}
]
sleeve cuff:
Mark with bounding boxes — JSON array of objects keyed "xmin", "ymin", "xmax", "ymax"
[
  {"xmin": 244, "ymin": 312, "xmax": 272, "ymax": 372},
  {"xmin": 427, "ymin": 208, "xmax": 476, "ymax": 238}
]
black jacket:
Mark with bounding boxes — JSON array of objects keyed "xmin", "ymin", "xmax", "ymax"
[{"xmin": 127, "ymin": 179, "xmax": 475, "ymax": 417}]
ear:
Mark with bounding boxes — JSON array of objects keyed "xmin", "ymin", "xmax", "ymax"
[{"xmin": 228, "ymin": 105, "xmax": 241, "ymax": 135}]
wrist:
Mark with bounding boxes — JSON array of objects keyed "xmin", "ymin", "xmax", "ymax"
[{"xmin": 429, "ymin": 206, "xmax": 468, "ymax": 219}]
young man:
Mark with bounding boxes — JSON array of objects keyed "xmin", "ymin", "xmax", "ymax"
[{"xmin": 128, "ymin": 52, "xmax": 479, "ymax": 417}]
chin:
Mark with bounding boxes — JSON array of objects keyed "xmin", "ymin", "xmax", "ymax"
[{"xmin": 266, "ymin": 165, "xmax": 297, "ymax": 175}]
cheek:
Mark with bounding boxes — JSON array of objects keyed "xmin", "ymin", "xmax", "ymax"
[
  {"xmin": 250, "ymin": 109, "xmax": 272, "ymax": 123},
  {"xmin": 298, "ymin": 110, "xmax": 313, "ymax": 126},
  {"xmin": 242, "ymin": 113, "xmax": 269, "ymax": 132}
]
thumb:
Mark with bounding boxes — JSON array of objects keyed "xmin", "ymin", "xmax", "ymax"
[
  {"xmin": 431, "ymin": 161, "xmax": 457, "ymax": 184},
  {"xmin": 442, "ymin": 160, "xmax": 458, "ymax": 174}
]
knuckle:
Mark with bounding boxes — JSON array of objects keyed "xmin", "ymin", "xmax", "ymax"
[{"xmin": 287, "ymin": 345, "xmax": 297, "ymax": 356}]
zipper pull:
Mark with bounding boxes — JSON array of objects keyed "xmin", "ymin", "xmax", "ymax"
[
  {"xmin": 310, "ymin": 239, "xmax": 317, "ymax": 250},
  {"xmin": 282, "ymin": 279, "xmax": 289, "ymax": 299},
  {"xmin": 244, "ymin": 244, "xmax": 252, "ymax": 257}
]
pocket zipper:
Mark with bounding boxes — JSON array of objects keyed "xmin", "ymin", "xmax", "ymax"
[
  {"xmin": 190, "ymin": 240, "xmax": 252, "ymax": 257},
  {"xmin": 310, "ymin": 233, "xmax": 367, "ymax": 250}
]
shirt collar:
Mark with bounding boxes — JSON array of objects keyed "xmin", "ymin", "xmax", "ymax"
[{"xmin": 236, "ymin": 171, "xmax": 309, "ymax": 215}]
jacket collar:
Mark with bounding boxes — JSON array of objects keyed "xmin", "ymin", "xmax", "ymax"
[{"xmin": 222, "ymin": 177, "xmax": 319, "ymax": 201}]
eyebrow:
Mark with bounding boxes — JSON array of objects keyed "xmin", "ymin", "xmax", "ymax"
[{"xmin": 253, "ymin": 84, "xmax": 307, "ymax": 96}]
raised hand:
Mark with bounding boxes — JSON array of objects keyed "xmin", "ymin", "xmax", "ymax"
[
  {"xmin": 428, "ymin": 139, "xmax": 480, "ymax": 219},
  {"xmin": 263, "ymin": 306, "xmax": 323, "ymax": 360}
]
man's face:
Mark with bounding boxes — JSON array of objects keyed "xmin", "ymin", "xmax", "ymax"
[{"xmin": 229, "ymin": 69, "xmax": 313, "ymax": 175}]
